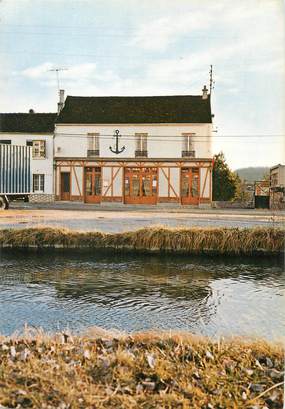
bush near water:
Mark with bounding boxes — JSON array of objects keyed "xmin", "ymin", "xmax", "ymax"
[{"xmin": 0, "ymin": 226, "xmax": 283, "ymax": 255}]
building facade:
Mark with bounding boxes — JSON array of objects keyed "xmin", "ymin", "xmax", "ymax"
[
  {"xmin": 270, "ymin": 164, "xmax": 285, "ymax": 209},
  {"xmin": 0, "ymin": 112, "xmax": 56, "ymax": 202},
  {"xmin": 54, "ymin": 89, "xmax": 213, "ymax": 206}
]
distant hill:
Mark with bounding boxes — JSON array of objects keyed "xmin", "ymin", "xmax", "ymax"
[{"xmin": 234, "ymin": 167, "xmax": 270, "ymax": 183}]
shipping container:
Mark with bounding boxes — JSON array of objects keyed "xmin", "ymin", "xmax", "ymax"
[{"xmin": 0, "ymin": 143, "xmax": 31, "ymax": 209}]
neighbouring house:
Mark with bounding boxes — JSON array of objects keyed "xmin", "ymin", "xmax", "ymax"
[
  {"xmin": 254, "ymin": 180, "xmax": 270, "ymax": 209},
  {"xmin": 0, "ymin": 111, "xmax": 56, "ymax": 202},
  {"xmin": 270, "ymin": 164, "xmax": 285, "ymax": 209},
  {"xmin": 54, "ymin": 87, "xmax": 213, "ymax": 206}
]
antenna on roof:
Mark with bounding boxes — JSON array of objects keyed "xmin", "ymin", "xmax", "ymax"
[
  {"xmin": 48, "ymin": 67, "xmax": 68, "ymax": 92},
  {"xmin": 209, "ymin": 65, "xmax": 215, "ymax": 95}
]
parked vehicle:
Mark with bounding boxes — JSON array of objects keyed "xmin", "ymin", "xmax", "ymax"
[{"xmin": 0, "ymin": 143, "xmax": 31, "ymax": 209}]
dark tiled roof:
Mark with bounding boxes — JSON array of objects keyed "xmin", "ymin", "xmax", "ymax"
[
  {"xmin": 56, "ymin": 95, "xmax": 212, "ymax": 124},
  {"xmin": 0, "ymin": 113, "xmax": 57, "ymax": 133}
]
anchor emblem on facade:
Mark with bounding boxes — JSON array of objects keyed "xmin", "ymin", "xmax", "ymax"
[{"xmin": 109, "ymin": 129, "xmax": 125, "ymax": 154}]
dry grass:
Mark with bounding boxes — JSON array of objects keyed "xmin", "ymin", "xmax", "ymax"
[
  {"xmin": 0, "ymin": 226, "xmax": 284, "ymax": 255},
  {"xmin": 0, "ymin": 329, "xmax": 283, "ymax": 409}
]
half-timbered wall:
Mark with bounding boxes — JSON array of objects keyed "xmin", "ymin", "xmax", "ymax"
[{"xmin": 55, "ymin": 159, "xmax": 212, "ymax": 205}]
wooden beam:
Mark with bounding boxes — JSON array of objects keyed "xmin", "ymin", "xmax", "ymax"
[
  {"xmin": 103, "ymin": 167, "xmax": 121, "ymax": 197},
  {"xmin": 201, "ymin": 167, "xmax": 209, "ymax": 198},
  {"xmin": 72, "ymin": 165, "xmax": 82, "ymax": 196},
  {"xmin": 160, "ymin": 167, "xmax": 179, "ymax": 198}
]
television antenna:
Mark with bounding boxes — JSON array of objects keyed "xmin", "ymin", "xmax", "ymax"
[
  {"xmin": 48, "ymin": 67, "xmax": 68, "ymax": 92},
  {"xmin": 209, "ymin": 65, "xmax": 215, "ymax": 94}
]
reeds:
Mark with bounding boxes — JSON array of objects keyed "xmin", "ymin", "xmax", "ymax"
[
  {"xmin": 0, "ymin": 226, "xmax": 283, "ymax": 255},
  {"xmin": 0, "ymin": 329, "xmax": 283, "ymax": 408}
]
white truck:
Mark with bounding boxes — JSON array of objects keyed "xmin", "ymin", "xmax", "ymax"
[{"xmin": 0, "ymin": 143, "xmax": 31, "ymax": 209}]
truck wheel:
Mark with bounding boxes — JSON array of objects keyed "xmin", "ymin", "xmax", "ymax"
[{"xmin": 0, "ymin": 196, "xmax": 8, "ymax": 210}]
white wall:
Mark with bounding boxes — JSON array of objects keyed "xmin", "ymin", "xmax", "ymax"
[
  {"xmin": 0, "ymin": 133, "xmax": 54, "ymax": 194},
  {"xmin": 55, "ymin": 123, "xmax": 212, "ymax": 159}
]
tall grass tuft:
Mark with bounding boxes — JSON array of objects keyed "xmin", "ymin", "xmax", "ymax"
[{"xmin": 0, "ymin": 226, "xmax": 283, "ymax": 255}]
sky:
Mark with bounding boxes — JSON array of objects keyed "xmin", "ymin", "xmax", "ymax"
[{"xmin": 0, "ymin": 0, "xmax": 284, "ymax": 169}]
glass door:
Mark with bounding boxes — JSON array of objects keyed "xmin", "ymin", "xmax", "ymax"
[
  {"xmin": 85, "ymin": 167, "xmax": 102, "ymax": 203},
  {"xmin": 181, "ymin": 167, "xmax": 200, "ymax": 204},
  {"xmin": 60, "ymin": 172, "xmax": 70, "ymax": 201},
  {"xmin": 124, "ymin": 167, "xmax": 158, "ymax": 204}
]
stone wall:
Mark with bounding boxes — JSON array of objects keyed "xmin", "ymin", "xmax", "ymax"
[
  {"xmin": 29, "ymin": 194, "xmax": 55, "ymax": 203},
  {"xmin": 212, "ymin": 200, "xmax": 254, "ymax": 209}
]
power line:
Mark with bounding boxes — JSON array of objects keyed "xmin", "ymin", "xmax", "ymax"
[
  {"xmin": 52, "ymin": 133, "xmax": 283, "ymax": 143},
  {"xmin": 54, "ymin": 132, "xmax": 284, "ymax": 138}
]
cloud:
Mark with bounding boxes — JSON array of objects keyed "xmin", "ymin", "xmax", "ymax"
[
  {"xmin": 18, "ymin": 62, "xmax": 121, "ymax": 91},
  {"xmin": 131, "ymin": 0, "xmax": 284, "ymax": 52},
  {"xmin": 21, "ymin": 62, "xmax": 54, "ymax": 79},
  {"xmin": 131, "ymin": 11, "xmax": 213, "ymax": 51}
]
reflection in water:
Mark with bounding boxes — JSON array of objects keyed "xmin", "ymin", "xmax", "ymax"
[{"xmin": 0, "ymin": 251, "xmax": 284, "ymax": 339}]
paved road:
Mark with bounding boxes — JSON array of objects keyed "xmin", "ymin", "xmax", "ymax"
[{"xmin": 0, "ymin": 203, "xmax": 283, "ymax": 232}]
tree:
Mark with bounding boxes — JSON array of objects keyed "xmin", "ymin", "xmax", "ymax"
[
  {"xmin": 212, "ymin": 152, "xmax": 238, "ymax": 201},
  {"xmin": 234, "ymin": 175, "xmax": 252, "ymax": 202}
]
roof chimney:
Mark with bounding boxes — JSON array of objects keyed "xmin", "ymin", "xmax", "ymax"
[
  {"xmin": 57, "ymin": 89, "xmax": 65, "ymax": 114},
  {"xmin": 29, "ymin": 109, "xmax": 35, "ymax": 114},
  {"xmin": 202, "ymin": 85, "xmax": 208, "ymax": 100}
]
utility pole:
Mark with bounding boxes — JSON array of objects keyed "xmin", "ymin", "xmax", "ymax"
[
  {"xmin": 48, "ymin": 67, "xmax": 68, "ymax": 92},
  {"xmin": 209, "ymin": 65, "xmax": 215, "ymax": 95}
]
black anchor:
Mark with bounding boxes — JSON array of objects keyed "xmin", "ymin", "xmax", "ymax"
[{"xmin": 109, "ymin": 129, "xmax": 125, "ymax": 154}]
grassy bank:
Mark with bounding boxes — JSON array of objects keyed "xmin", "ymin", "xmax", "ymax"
[
  {"xmin": 0, "ymin": 330, "xmax": 283, "ymax": 409},
  {"xmin": 0, "ymin": 226, "xmax": 284, "ymax": 255}
]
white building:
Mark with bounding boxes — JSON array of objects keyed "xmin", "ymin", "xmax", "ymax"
[
  {"xmin": 270, "ymin": 164, "xmax": 285, "ymax": 209},
  {"xmin": 0, "ymin": 111, "xmax": 56, "ymax": 202},
  {"xmin": 54, "ymin": 87, "xmax": 213, "ymax": 206}
]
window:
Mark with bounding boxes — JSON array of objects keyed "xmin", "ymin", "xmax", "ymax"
[
  {"xmin": 32, "ymin": 140, "xmax": 46, "ymax": 158},
  {"xmin": 0, "ymin": 140, "xmax": 11, "ymax": 144},
  {"xmin": 26, "ymin": 141, "xmax": 33, "ymax": 147},
  {"xmin": 182, "ymin": 133, "xmax": 195, "ymax": 158},
  {"xmin": 135, "ymin": 133, "xmax": 148, "ymax": 157},
  {"xmin": 33, "ymin": 174, "xmax": 45, "ymax": 192},
  {"xmin": 87, "ymin": 133, "xmax": 100, "ymax": 157}
]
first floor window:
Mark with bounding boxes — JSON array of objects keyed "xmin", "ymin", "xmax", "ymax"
[
  {"xmin": 32, "ymin": 140, "xmax": 46, "ymax": 158},
  {"xmin": 135, "ymin": 133, "xmax": 148, "ymax": 157},
  {"xmin": 33, "ymin": 174, "xmax": 45, "ymax": 192},
  {"xmin": 87, "ymin": 133, "xmax": 100, "ymax": 156},
  {"xmin": 0, "ymin": 140, "xmax": 11, "ymax": 144},
  {"xmin": 182, "ymin": 133, "xmax": 195, "ymax": 157}
]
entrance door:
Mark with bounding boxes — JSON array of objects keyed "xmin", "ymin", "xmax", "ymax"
[
  {"xmin": 85, "ymin": 167, "xmax": 102, "ymax": 203},
  {"xmin": 124, "ymin": 167, "xmax": 158, "ymax": 204},
  {"xmin": 181, "ymin": 167, "xmax": 200, "ymax": 205},
  {"xmin": 60, "ymin": 172, "xmax": 70, "ymax": 201}
]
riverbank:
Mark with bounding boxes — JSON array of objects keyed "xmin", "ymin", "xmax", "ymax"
[
  {"xmin": 0, "ymin": 226, "xmax": 284, "ymax": 255},
  {"xmin": 0, "ymin": 330, "xmax": 283, "ymax": 409}
]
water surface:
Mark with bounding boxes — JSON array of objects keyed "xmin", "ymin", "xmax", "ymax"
[{"xmin": 0, "ymin": 251, "xmax": 284, "ymax": 340}]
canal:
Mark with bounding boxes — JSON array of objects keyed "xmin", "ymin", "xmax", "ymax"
[{"xmin": 0, "ymin": 251, "xmax": 284, "ymax": 340}]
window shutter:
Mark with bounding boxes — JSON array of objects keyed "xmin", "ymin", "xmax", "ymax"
[
  {"xmin": 183, "ymin": 135, "xmax": 188, "ymax": 151},
  {"xmin": 142, "ymin": 134, "xmax": 147, "ymax": 151},
  {"xmin": 95, "ymin": 135, "xmax": 99, "ymax": 151},
  {"xmin": 135, "ymin": 134, "xmax": 141, "ymax": 151}
]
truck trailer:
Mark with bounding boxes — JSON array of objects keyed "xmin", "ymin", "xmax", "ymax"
[{"xmin": 0, "ymin": 143, "xmax": 31, "ymax": 209}]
